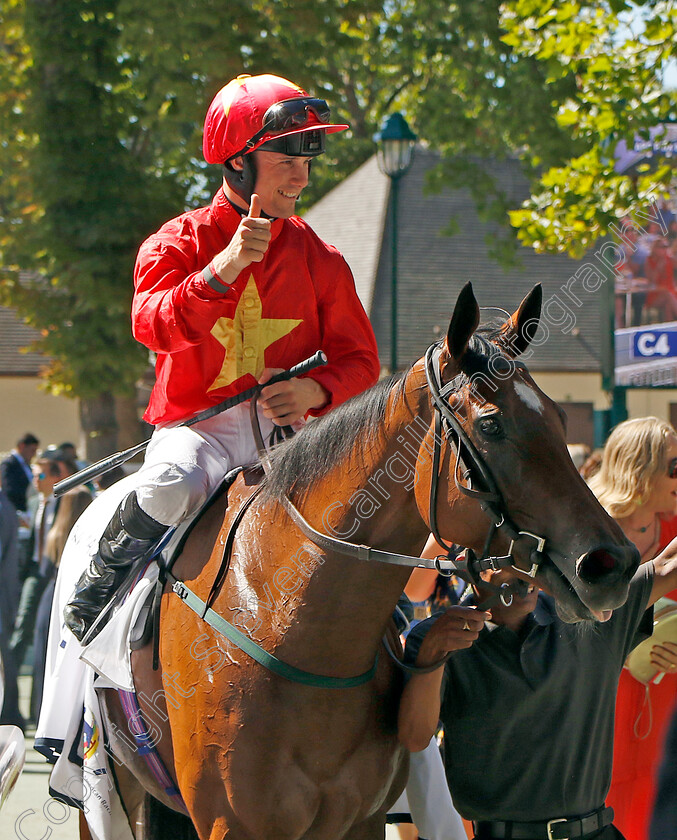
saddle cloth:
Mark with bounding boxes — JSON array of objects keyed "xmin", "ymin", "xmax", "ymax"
[{"xmin": 34, "ymin": 475, "xmax": 196, "ymax": 840}]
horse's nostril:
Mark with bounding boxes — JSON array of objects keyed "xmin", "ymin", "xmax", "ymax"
[{"xmin": 577, "ymin": 549, "xmax": 618, "ymax": 584}]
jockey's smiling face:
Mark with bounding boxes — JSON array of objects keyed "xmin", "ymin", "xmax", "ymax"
[{"xmin": 229, "ymin": 151, "xmax": 311, "ymax": 219}]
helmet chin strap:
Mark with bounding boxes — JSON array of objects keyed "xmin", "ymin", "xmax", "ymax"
[{"xmin": 223, "ymin": 157, "xmax": 260, "ymax": 212}]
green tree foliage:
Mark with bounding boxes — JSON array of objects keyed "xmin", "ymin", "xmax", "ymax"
[
  {"xmin": 502, "ymin": 0, "xmax": 677, "ymax": 256},
  {"xmin": 1, "ymin": 0, "xmax": 181, "ymax": 400}
]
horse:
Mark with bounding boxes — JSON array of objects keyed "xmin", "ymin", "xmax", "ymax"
[{"xmin": 94, "ymin": 282, "xmax": 638, "ymax": 840}]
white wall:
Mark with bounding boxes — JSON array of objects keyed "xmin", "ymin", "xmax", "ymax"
[{"xmin": 0, "ymin": 377, "xmax": 81, "ymax": 456}]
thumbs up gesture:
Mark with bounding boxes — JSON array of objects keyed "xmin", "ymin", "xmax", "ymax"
[{"xmin": 211, "ymin": 193, "xmax": 272, "ymax": 284}]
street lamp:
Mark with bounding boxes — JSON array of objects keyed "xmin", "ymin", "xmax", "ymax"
[{"xmin": 375, "ymin": 113, "xmax": 417, "ymax": 373}]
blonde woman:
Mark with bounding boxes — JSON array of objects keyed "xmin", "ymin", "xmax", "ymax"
[
  {"xmin": 588, "ymin": 417, "xmax": 677, "ymax": 840},
  {"xmin": 588, "ymin": 416, "xmax": 677, "ymax": 561}
]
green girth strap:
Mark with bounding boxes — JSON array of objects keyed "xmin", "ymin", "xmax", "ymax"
[{"xmin": 170, "ymin": 577, "xmax": 378, "ymax": 689}]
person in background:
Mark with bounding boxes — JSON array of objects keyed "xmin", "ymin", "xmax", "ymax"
[
  {"xmin": 399, "ymin": 533, "xmax": 677, "ymax": 840},
  {"xmin": 588, "ymin": 417, "xmax": 677, "ymax": 840},
  {"xmin": 406, "ymin": 566, "xmax": 463, "ymax": 630},
  {"xmin": 57, "ymin": 442, "xmax": 88, "ymax": 472},
  {"xmin": 387, "ymin": 534, "xmax": 467, "ymax": 840},
  {"xmin": 0, "ymin": 488, "xmax": 21, "ymax": 728},
  {"xmin": 58, "ymin": 441, "xmax": 95, "ymax": 494},
  {"xmin": 579, "ymin": 448, "xmax": 603, "ymax": 482},
  {"xmin": 3, "ymin": 448, "xmax": 72, "ymax": 726},
  {"xmin": 63, "ymin": 72, "xmax": 379, "ymax": 644},
  {"xmin": 567, "ymin": 443, "xmax": 592, "ymax": 473},
  {"xmin": 644, "ymin": 237, "xmax": 677, "ymax": 322},
  {"xmin": 95, "ymin": 465, "xmax": 127, "ymax": 494},
  {"xmin": 1, "ymin": 433, "xmax": 40, "ymax": 578},
  {"xmin": 0, "ymin": 433, "xmax": 39, "ymax": 513}
]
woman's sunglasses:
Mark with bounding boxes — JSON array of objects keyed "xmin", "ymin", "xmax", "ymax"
[{"xmin": 668, "ymin": 457, "xmax": 677, "ymax": 479}]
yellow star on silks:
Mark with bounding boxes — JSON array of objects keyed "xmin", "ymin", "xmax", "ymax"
[{"xmin": 208, "ymin": 274, "xmax": 302, "ymax": 392}]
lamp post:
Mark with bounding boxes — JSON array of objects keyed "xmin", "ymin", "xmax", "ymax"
[{"xmin": 375, "ymin": 112, "xmax": 416, "ymax": 373}]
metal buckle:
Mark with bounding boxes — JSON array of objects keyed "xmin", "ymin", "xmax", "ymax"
[
  {"xmin": 546, "ymin": 817, "xmax": 568, "ymax": 840},
  {"xmin": 499, "ymin": 583, "xmax": 513, "ymax": 607},
  {"xmin": 509, "ymin": 530, "xmax": 546, "ymax": 578},
  {"xmin": 172, "ymin": 581, "xmax": 188, "ymax": 600},
  {"xmin": 434, "ymin": 555, "xmax": 455, "ymax": 576},
  {"xmin": 487, "ymin": 553, "xmax": 511, "ymax": 572}
]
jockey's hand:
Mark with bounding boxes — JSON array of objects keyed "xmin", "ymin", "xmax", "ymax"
[
  {"xmin": 650, "ymin": 641, "xmax": 677, "ymax": 676},
  {"xmin": 415, "ymin": 605, "xmax": 490, "ymax": 668},
  {"xmin": 258, "ymin": 368, "xmax": 328, "ymax": 426},
  {"xmin": 211, "ymin": 194, "xmax": 272, "ymax": 284}
]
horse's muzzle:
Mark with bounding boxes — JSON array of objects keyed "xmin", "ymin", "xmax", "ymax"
[{"xmin": 575, "ymin": 544, "xmax": 641, "ymax": 607}]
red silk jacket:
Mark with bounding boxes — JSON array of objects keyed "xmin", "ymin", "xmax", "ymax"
[{"xmin": 133, "ymin": 189, "xmax": 380, "ymax": 426}]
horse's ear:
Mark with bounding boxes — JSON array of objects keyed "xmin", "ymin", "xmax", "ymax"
[
  {"xmin": 499, "ymin": 284, "xmax": 542, "ymax": 358},
  {"xmin": 445, "ymin": 283, "xmax": 480, "ymax": 359},
  {"xmin": 442, "ymin": 282, "xmax": 480, "ymax": 379}
]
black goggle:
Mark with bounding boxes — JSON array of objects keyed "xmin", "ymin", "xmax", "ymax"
[
  {"xmin": 668, "ymin": 457, "xmax": 677, "ymax": 479},
  {"xmin": 263, "ymin": 97, "xmax": 330, "ymax": 132},
  {"xmin": 237, "ymin": 97, "xmax": 331, "ymax": 157}
]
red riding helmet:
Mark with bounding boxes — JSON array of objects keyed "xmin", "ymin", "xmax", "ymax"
[{"xmin": 203, "ymin": 73, "xmax": 349, "ymax": 165}]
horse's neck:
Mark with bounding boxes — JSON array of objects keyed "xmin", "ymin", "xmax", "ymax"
[{"xmin": 274, "ymin": 410, "xmax": 430, "ymax": 670}]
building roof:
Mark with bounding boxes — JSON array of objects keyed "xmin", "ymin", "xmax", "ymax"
[
  {"xmin": 304, "ymin": 147, "xmax": 603, "ymax": 373},
  {"xmin": 304, "ymin": 154, "xmax": 389, "ymax": 313},
  {"xmin": 0, "ymin": 306, "xmax": 46, "ymax": 376}
]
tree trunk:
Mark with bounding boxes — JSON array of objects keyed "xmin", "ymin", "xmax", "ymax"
[
  {"xmin": 115, "ymin": 392, "xmax": 146, "ymax": 453},
  {"xmin": 79, "ymin": 392, "xmax": 119, "ymax": 462}
]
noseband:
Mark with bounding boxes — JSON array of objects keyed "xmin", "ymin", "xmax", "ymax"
[{"xmin": 424, "ymin": 342, "xmax": 547, "ymax": 606}]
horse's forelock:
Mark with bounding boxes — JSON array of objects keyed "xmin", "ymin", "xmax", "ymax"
[{"xmin": 458, "ymin": 330, "xmax": 506, "ymax": 379}]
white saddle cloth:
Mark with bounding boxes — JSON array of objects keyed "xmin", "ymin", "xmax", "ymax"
[{"xmin": 35, "ymin": 476, "xmax": 188, "ymax": 840}]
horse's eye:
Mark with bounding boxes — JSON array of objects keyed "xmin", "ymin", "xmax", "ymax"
[{"xmin": 477, "ymin": 416, "xmax": 503, "ymax": 438}]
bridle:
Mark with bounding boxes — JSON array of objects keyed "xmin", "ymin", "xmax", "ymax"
[{"xmin": 423, "ymin": 341, "xmax": 548, "ymax": 607}]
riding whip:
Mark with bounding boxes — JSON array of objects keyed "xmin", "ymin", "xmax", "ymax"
[{"xmin": 54, "ymin": 350, "xmax": 328, "ymax": 497}]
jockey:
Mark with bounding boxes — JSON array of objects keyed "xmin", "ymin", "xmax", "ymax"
[{"xmin": 64, "ymin": 73, "xmax": 380, "ymax": 643}]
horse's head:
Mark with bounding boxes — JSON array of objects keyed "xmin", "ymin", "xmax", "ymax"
[{"xmin": 414, "ymin": 282, "xmax": 639, "ymax": 622}]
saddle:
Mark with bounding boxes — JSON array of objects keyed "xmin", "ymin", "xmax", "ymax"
[{"xmin": 129, "ymin": 464, "xmax": 265, "ymax": 662}]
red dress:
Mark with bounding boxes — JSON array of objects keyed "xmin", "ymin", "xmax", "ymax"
[{"xmin": 606, "ymin": 518, "xmax": 677, "ymax": 840}]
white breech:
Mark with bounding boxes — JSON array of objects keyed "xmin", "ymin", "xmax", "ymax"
[{"xmin": 132, "ymin": 401, "xmax": 290, "ymax": 527}]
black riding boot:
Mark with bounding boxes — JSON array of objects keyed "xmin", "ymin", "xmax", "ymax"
[{"xmin": 63, "ymin": 492, "xmax": 168, "ymax": 643}]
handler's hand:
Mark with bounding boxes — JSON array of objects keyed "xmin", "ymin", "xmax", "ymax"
[
  {"xmin": 258, "ymin": 368, "xmax": 329, "ymax": 425},
  {"xmin": 211, "ymin": 194, "xmax": 272, "ymax": 284},
  {"xmin": 650, "ymin": 641, "xmax": 677, "ymax": 675},
  {"xmin": 415, "ymin": 605, "xmax": 490, "ymax": 668}
]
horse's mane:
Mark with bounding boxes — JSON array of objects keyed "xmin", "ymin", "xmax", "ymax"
[
  {"xmin": 262, "ymin": 326, "xmax": 509, "ymax": 503},
  {"xmin": 261, "ymin": 373, "xmax": 402, "ymax": 503}
]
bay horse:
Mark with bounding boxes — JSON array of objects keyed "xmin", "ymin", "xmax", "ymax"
[{"xmin": 99, "ymin": 283, "xmax": 638, "ymax": 840}]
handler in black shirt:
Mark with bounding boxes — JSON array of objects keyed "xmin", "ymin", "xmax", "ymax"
[{"xmin": 398, "ymin": 540, "xmax": 677, "ymax": 840}]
